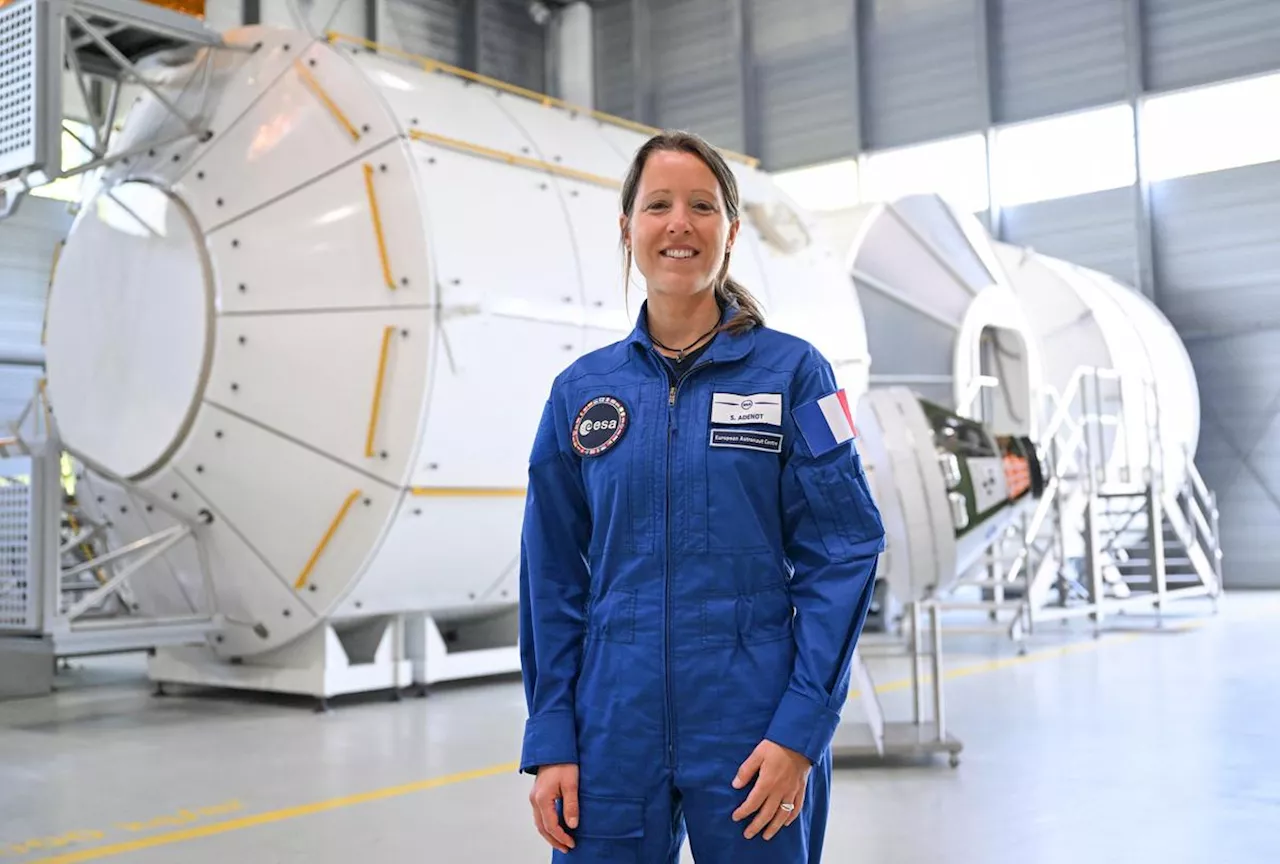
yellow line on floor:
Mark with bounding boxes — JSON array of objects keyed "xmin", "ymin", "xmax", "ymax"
[
  {"xmin": 21, "ymin": 762, "xmax": 517, "ymax": 864},
  {"xmin": 852, "ymin": 629, "xmax": 1142, "ymax": 698},
  {"xmin": 20, "ymin": 620, "xmax": 1211, "ymax": 864}
]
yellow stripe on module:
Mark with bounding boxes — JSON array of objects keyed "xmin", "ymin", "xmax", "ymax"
[
  {"xmin": 365, "ymin": 325, "xmax": 394, "ymax": 458},
  {"xmin": 294, "ymin": 58, "xmax": 360, "ymax": 141},
  {"xmin": 294, "ymin": 490, "xmax": 362, "ymax": 589},
  {"xmin": 362, "ymin": 163, "xmax": 395, "ymax": 290},
  {"xmin": 409, "ymin": 487, "xmax": 526, "ymax": 498},
  {"xmin": 407, "ymin": 127, "xmax": 621, "ymax": 190}
]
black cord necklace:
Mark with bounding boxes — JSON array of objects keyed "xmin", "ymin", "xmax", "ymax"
[{"xmin": 652, "ymin": 321, "xmax": 720, "ymax": 362}]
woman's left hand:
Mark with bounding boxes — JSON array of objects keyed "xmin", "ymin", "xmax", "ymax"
[{"xmin": 730, "ymin": 739, "xmax": 812, "ymax": 840}]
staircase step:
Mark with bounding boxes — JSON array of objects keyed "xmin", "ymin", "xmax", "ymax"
[
  {"xmin": 1097, "ymin": 486, "xmax": 1150, "ymax": 499},
  {"xmin": 1118, "ymin": 542, "xmax": 1188, "ymax": 553},
  {"xmin": 1121, "ymin": 576, "xmax": 1204, "ymax": 587},
  {"xmin": 1116, "ymin": 557, "xmax": 1193, "ymax": 568}
]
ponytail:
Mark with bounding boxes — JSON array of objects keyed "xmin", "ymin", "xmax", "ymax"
[{"xmin": 714, "ymin": 251, "xmax": 765, "ymax": 335}]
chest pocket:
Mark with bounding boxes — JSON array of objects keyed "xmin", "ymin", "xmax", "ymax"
[
  {"xmin": 699, "ymin": 381, "xmax": 787, "ymax": 554},
  {"xmin": 572, "ymin": 382, "xmax": 658, "ymax": 555}
]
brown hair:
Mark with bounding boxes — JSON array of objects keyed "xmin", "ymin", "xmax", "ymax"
[{"xmin": 619, "ymin": 130, "xmax": 764, "ymax": 335}]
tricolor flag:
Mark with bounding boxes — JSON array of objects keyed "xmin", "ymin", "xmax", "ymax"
[{"xmin": 793, "ymin": 389, "xmax": 857, "ymax": 456}]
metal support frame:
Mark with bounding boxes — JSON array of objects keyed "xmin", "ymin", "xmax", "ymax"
[
  {"xmin": 1124, "ymin": 0, "xmax": 1158, "ymax": 303},
  {"xmin": 0, "ymin": 0, "xmax": 236, "ymax": 220},
  {"xmin": 628, "ymin": 0, "xmax": 654, "ymax": 127},
  {"xmin": 975, "ymin": 0, "xmax": 1001, "ymax": 239},
  {"xmin": 831, "ymin": 599, "xmax": 962, "ymax": 769},
  {"xmin": 0, "ymin": 380, "xmax": 222, "ymax": 664},
  {"xmin": 734, "ymin": 0, "xmax": 760, "ymax": 163}
]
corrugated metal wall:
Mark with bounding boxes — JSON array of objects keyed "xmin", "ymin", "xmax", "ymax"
[
  {"xmin": 1001, "ymin": 187, "xmax": 1138, "ymax": 284},
  {"xmin": 1150, "ymin": 160, "xmax": 1280, "ymax": 588},
  {"xmin": 383, "ymin": 0, "xmax": 463, "ymax": 65},
  {"xmin": 861, "ymin": 0, "xmax": 983, "ymax": 149},
  {"xmin": 649, "ymin": 0, "xmax": 745, "ymax": 153},
  {"xmin": 584, "ymin": 0, "xmax": 1278, "ymax": 166},
  {"xmin": 1145, "ymin": 0, "xmax": 1280, "ymax": 92},
  {"xmin": 481, "ymin": 0, "xmax": 546, "ymax": 93},
  {"xmin": 993, "ymin": 0, "xmax": 1129, "ymax": 123},
  {"xmin": 592, "ymin": 0, "xmax": 635, "ymax": 120},
  {"xmin": 381, "ymin": 0, "xmax": 546, "ymax": 91},
  {"xmin": 750, "ymin": 0, "xmax": 859, "ymax": 170}
]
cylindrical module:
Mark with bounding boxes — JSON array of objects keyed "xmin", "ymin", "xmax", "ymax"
[{"xmin": 43, "ymin": 26, "xmax": 869, "ymax": 658}]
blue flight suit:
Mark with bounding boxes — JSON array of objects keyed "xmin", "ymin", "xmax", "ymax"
[{"xmin": 518, "ymin": 301, "xmax": 885, "ymax": 863}]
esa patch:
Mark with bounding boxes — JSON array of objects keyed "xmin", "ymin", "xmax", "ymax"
[
  {"xmin": 709, "ymin": 428, "xmax": 783, "ymax": 454},
  {"xmin": 572, "ymin": 396, "xmax": 628, "ymax": 457}
]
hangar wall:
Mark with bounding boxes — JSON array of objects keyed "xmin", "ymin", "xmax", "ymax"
[
  {"xmin": 582, "ymin": 0, "xmax": 1280, "ymax": 590},
  {"xmin": 7, "ymin": 0, "xmax": 1278, "ymax": 591}
]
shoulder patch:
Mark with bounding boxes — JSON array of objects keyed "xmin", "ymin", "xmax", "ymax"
[
  {"xmin": 792, "ymin": 388, "xmax": 856, "ymax": 457},
  {"xmin": 572, "ymin": 396, "xmax": 628, "ymax": 457}
]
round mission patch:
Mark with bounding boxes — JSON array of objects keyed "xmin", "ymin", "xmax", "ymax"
[{"xmin": 572, "ymin": 396, "xmax": 628, "ymax": 457}]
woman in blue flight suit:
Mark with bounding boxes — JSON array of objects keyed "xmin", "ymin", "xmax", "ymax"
[{"xmin": 519, "ymin": 130, "xmax": 885, "ymax": 863}]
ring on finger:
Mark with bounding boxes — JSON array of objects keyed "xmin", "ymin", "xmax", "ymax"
[{"xmin": 780, "ymin": 802, "xmax": 795, "ymax": 812}]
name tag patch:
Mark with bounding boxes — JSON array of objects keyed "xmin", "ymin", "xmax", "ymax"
[
  {"xmin": 709, "ymin": 428, "xmax": 784, "ymax": 454},
  {"xmin": 711, "ymin": 392, "xmax": 782, "ymax": 426}
]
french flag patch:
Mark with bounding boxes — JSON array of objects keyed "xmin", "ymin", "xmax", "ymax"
[{"xmin": 793, "ymin": 389, "xmax": 857, "ymax": 456}]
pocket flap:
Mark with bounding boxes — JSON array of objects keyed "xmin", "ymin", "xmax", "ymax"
[{"xmin": 573, "ymin": 793, "xmax": 646, "ymax": 840}]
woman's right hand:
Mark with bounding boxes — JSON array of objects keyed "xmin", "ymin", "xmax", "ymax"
[{"xmin": 529, "ymin": 763, "xmax": 579, "ymax": 853}]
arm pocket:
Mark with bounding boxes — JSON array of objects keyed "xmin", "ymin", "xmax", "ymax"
[{"xmin": 797, "ymin": 460, "xmax": 884, "ymax": 559}]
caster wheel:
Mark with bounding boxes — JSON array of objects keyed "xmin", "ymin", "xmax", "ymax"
[
  {"xmin": 390, "ymin": 689, "xmax": 403, "ymax": 702},
  {"xmin": 415, "ymin": 684, "xmax": 430, "ymax": 699},
  {"xmin": 153, "ymin": 682, "xmax": 167, "ymax": 697},
  {"xmin": 315, "ymin": 698, "xmax": 331, "ymax": 714},
  {"xmin": 949, "ymin": 754, "xmax": 960, "ymax": 769}
]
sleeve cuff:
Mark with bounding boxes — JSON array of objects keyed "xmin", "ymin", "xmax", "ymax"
[
  {"xmin": 764, "ymin": 687, "xmax": 843, "ymax": 765},
  {"xmin": 520, "ymin": 709, "xmax": 579, "ymax": 774}
]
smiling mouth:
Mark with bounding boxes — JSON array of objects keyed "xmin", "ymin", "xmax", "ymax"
[{"xmin": 661, "ymin": 249, "xmax": 699, "ymax": 259}]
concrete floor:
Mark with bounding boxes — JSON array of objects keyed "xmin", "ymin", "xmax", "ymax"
[{"xmin": 2, "ymin": 594, "xmax": 1279, "ymax": 864}]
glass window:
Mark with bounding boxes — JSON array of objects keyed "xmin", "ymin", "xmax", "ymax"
[
  {"xmin": 860, "ymin": 133, "xmax": 989, "ymax": 214},
  {"xmin": 1141, "ymin": 71, "xmax": 1280, "ymax": 181},
  {"xmin": 992, "ymin": 103, "xmax": 1136, "ymax": 206},
  {"xmin": 769, "ymin": 158, "xmax": 860, "ymax": 213}
]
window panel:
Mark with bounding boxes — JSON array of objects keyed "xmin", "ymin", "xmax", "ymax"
[
  {"xmin": 860, "ymin": 133, "xmax": 989, "ymax": 213},
  {"xmin": 992, "ymin": 103, "xmax": 1135, "ymax": 206},
  {"xmin": 1141, "ymin": 72, "xmax": 1280, "ymax": 182},
  {"xmin": 770, "ymin": 159, "xmax": 859, "ymax": 213}
]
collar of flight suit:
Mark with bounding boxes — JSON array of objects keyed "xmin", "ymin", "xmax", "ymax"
[{"xmin": 624, "ymin": 299, "xmax": 757, "ymax": 375}]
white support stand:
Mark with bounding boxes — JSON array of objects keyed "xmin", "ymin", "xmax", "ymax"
[
  {"xmin": 405, "ymin": 611, "xmax": 522, "ymax": 689},
  {"xmin": 149, "ymin": 616, "xmax": 413, "ymax": 709},
  {"xmin": 831, "ymin": 600, "xmax": 963, "ymax": 768},
  {"xmin": 148, "ymin": 610, "xmax": 525, "ymax": 707}
]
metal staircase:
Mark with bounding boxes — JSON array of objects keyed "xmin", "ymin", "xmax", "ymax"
[{"xmin": 935, "ymin": 365, "xmax": 1223, "ymax": 649}]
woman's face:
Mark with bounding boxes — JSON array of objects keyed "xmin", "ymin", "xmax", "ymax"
[{"xmin": 623, "ymin": 150, "xmax": 739, "ymax": 298}]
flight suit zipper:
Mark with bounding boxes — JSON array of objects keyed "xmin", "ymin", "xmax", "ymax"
[{"xmin": 660, "ymin": 357, "xmax": 713, "ymax": 770}]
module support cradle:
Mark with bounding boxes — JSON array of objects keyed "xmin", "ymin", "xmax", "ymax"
[{"xmin": 830, "ymin": 599, "xmax": 963, "ymax": 769}]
